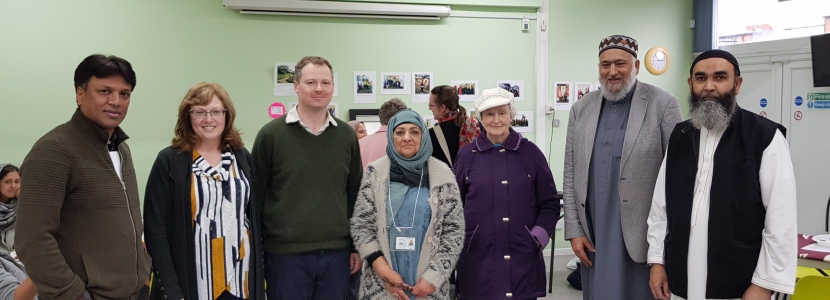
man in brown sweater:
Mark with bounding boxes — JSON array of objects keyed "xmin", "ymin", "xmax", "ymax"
[{"xmin": 16, "ymin": 54, "xmax": 151, "ymax": 300}]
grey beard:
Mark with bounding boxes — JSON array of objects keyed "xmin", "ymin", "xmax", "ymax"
[
  {"xmin": 689, "ymin": 98, "xmax": 732, "ymax": 131},
  {"xmin": 600, "ymin": 68, "xmax": 638, "ymax": 102}
]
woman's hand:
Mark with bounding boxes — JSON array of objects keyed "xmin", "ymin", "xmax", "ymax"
[
  {"xmin": 411, "ymin": 278, "xmax": 436, "ymax": 297},
  {"xmin": 372, "ymin": 256, "xmax": 412, "ymax": 299},
  {"xmin": 380, "ymin": 269, "xmax": 412, "ymax": 300}
]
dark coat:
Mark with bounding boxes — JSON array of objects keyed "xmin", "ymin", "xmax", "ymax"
[
  {"xmin": 143, "ymin": 146, "xmax": 265, "ymax": 300},
  {"xmin": 429, "ymin": 121, "xmax": 461, "ymax": 167},
  {"xmin": 454, "ymin": 129, "xmax": 561, "ymax": 300}
]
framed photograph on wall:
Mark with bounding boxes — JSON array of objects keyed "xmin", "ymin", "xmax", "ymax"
[
  {"xmin": 553, "ymin": 81, "xmax": 574, "ymax": 110},
  {"xmin": 412, "ymin": 72, "xmax": 433, "ymax": 102},
  {"xmin": 274, "ymin": 62, "xmax": 296, "ymax": 96},
  {"xmin": 422, "ymin": 115, "xmax": 437, "ymax": 129},
  {"xmin": 450, "ymin": 80, "xmax": 479, "ymax": 102},
  {"xmin": 512, "ymin": 111, "xmax": 533, "ymax": 133},
  {"xmin": 380, "ymin": 72, "xmax": 411, "ymax": 95},
  {"xmin": 354, "ymin": 71, "xmax": 377, "ymax": 103},
  {"xmin": 496, "ymin": 80, "xmax": 524, "ymax": 101},
  {"xmin": 327, "ymin": 102, "xmax": 339, "ymax": 119},
  {"xmin": 575, "ymin": 82, "xmax": 592, "ymax": 102}
]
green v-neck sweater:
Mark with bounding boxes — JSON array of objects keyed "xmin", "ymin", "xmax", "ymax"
[{"xmin": 252, "ymin": 115, "xmax": 363, "ymax": 255}]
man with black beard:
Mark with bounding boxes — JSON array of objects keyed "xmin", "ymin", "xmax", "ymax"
[
  {"xmin": 647, "ymin": 49, "xmax": 796, "ymax": 300},
  {"xmin": 563, "ymin": 35, "xmax": 683, "ymax": 299}
]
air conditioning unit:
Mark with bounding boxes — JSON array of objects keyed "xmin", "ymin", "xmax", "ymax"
[{"xmin": 224, "ymin": 0, "xmax": 452, "ymax": 20}]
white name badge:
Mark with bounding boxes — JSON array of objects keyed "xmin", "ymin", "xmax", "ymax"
[{"xmin": 395, "ymin": 237, "xmax": 416, "ymax": 250}]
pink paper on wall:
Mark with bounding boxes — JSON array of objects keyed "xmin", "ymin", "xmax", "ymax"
[{"xmin": 269, "ymin": 102, "xmax": 287, "ymax": 119}]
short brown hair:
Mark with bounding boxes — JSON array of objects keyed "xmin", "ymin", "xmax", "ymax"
[
  {"xmin": 295, "ymin": 56, "xmax": 333, "ymax": 81},
  {"xmin": 172, "ymin": 82, "xmax": 243, "ymax": 151},
  {"xmin": 431, "ymin": 85, "xmax": 467, "ymax": 127},
  {"xmin": 379, "ymin": 98, "xmax": 407, "ymax": 125}
]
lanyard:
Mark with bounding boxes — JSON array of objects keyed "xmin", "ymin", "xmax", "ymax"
[{"xmin": 387, "ymin": 168, "xmax": 425, "ymax": 232}]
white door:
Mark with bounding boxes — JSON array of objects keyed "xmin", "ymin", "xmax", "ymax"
[
  {"xmin": 737, "ymin": 62, "xmax": 783, "ymax": 123},
  {"xmin": 782, "ymin": 60, "xmax": 830, "ymax": 234}
]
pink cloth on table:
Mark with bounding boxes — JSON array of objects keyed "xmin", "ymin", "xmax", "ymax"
[{"xmin": 797, "ymin": 233, "xmax": 830, "ymax": 262}]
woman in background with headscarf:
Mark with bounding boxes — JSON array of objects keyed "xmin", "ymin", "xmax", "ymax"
[
  {"xmin": 350, "ymin": 109, "xmax": 464, "ymax": 300},
  {"xmin": 348, "ymin": 120, "xmax": 368, "ymax": 140}
]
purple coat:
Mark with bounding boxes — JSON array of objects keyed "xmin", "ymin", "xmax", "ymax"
[{"xmin": 454, "ymin": 129, "xmax": 560, "ymax": 300}]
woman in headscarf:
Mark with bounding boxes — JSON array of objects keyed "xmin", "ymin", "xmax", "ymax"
[
  {"xmin": 350, "ymin": 109, "xmax": 464, "ymax": 300},
  {"xmin": 454, "ymin": 88, "xmax": 561, "ymax": 300},
  {"xmin": 348, "ymin": 120, "xmax": 368, "ymax": 139},
  {"xmin": 0, "ymin": 164, "xmax": 20, "ymax": 255}
]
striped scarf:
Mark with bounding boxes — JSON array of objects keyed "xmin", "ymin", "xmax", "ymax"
[{"xmin": 0, "ymin": 200, "xmax": 16, "ymax": 233}]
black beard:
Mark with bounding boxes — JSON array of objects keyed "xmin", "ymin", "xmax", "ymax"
[{"xmin": 688, "ymin": 87, "xmax": 737, "ymax": 131}]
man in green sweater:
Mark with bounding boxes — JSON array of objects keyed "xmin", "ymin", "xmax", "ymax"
[
  {"xmin": 16, "ymin": 54, "xmax": 152, "ymax": 300},
  {"xmin": 252, "ymin": 56, "xmax": 364, "ymax": 300}
]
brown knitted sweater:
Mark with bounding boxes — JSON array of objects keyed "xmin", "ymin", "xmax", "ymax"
[{"xmin": 16, "ymin": 109, "xmax": 151, "ymax": 300}]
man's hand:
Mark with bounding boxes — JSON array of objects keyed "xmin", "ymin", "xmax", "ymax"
[
  {"xmin": 742, "ymin": 284, "xmax": 771, "ymax": 300},
  {"xmin": 569, "ymin": 236, "xmax": 595, "ymax": 267},
  {"xmin": 411, "ymin": 278, "xmax": 436, "ymax": 297},
  {"xmin": 350, "ymin": 253, "xmax": 362, "ymax": 274},
  {"xmin": 649, "ymin": 264, "xmax": 671, "ymax": 300}
]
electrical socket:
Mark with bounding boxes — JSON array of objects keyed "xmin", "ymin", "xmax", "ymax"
[{"xmin": 545, "ymin": 104, "xmax": 555, "ymax": 114}]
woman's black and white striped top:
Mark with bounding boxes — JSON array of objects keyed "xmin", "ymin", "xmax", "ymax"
[{"xmin": 191, "ymin": 150, "xmax": 251, "ymax": 300}]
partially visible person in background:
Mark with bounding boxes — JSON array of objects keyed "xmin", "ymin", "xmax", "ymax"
[
  {"xmin": 360, "ymin": 98, "xmax": 407, "ymax": 170},
  {"xmin": 427, "ymin": 85, "xmax": 481, "ymax": 170},
  {"xmin": 349, "ymin": 120, "xmax": 368, "ymax": 140},
  {"xmin": 0, "ymin": 252, "xmax": 37, "ymax": 300},
  {"xmin": 0, "ymin": 164, "xmax": 20, "ymax": 255},
  {"xmin": 0, "ymin": 164, "xmax": 36, "ymax": 300}
]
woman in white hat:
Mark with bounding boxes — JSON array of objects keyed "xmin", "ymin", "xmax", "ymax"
[{"xmin": 454, "ymin": 88, "xmax": 561, "ymax": 299}]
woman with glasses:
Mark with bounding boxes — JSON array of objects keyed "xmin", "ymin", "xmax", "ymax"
[
  {"xmin": 144, "ymin": 82, "xmax": 264, "ymax": 300},
  {"xmin": 427, "ymin": 85, "xmax": 481, "ymax": 170}
]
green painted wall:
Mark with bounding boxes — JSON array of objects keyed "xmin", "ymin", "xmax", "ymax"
[{"xmin": 0, "ymin": 0, "xmax": 692, "ymax": 212}]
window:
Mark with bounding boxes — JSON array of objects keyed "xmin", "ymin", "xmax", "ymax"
[{"xmin": 717, "ymin": 0, "xmax": 830, "ymax": 47}]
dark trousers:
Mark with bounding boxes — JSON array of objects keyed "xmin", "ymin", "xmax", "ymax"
[
  {"xmin": 347, "ymin": 269, "xmax": 361, "ymax": 300},
  {"xmin": 265, "ymin": 248, "xmax": 350, "ymax": 300}
]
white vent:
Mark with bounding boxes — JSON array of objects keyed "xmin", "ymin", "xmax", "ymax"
[{"xmin": 224, "ymin": 0, "xmax": 451, "ymax": 20}]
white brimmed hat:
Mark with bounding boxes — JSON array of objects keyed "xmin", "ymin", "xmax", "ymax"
[{"xmin": 475, "ymin": 88, "xmax": 515, "ymax": 117}]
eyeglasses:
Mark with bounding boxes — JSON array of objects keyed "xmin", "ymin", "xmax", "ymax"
[
  {"xmin": 428, "ymin": 103, "xmax": 437, "ymax": 108},
  {"xmin": 190, "ymin": 109, "xmax": 227, "ymax": 119}
]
